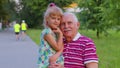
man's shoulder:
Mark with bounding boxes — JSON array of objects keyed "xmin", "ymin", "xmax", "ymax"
[
  {"xmin": 79, "ymin": 35, "xmax": 92, "ymax": 40},
  {"xmin": 78, "ymin": 35, "xmax": 94, "ymax": 44}
]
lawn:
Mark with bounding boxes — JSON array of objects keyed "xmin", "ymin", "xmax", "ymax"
[
  {"xmin": 26, "ymin": 29, "xmax": 41, "ymax": 45},
  {"xmin": 27, "ymin": 29, "xmax": 120, "ymax": 68}
]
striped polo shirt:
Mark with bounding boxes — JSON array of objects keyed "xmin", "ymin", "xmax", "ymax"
[{"xmin": 63, "ymin": 33, "xmax": 98, "ymax": 68}]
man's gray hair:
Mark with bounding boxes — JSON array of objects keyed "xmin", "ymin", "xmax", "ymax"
[{"xmin": 63, "ymin": 12, "xmax": 78, "ymax": 23}]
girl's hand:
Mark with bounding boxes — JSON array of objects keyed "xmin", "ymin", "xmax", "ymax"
[
  {"xmin": 52, "ymin": 28, "xmax": 63, "ymax": 35},
  {"xmin": 48, "ymin": 63, "xmax": 64, "ymax": 68}
]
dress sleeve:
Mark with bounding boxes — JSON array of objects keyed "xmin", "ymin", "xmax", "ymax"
[
  {"xmin": 84, "ymin": 39, "xmax": 98, "ymax": 64},
  {"xmin": 43, "ymin": 28, "xmax": 51, "ymax": 35}
]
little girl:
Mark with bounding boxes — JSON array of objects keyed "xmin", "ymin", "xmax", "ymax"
[{"xmin": 38, "ymin": 3, "xmax": 64, "ymax": 68}]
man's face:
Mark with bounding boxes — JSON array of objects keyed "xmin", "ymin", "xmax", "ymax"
[{"xmin": 60, "ymin": 14, "xmax": 79, "ymax": 39}]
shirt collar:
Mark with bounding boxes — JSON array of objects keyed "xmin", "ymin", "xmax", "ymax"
[{"xmin": 73, "ymin": 32, "xmax": 81, "ymax": 41}]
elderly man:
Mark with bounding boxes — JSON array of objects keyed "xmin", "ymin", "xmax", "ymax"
[{"xmin": 49, "ymin": 12, "xmax": 98, "ymax": 68}]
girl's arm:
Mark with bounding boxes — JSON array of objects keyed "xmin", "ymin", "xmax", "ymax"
[
  {"xmin": 44, "ymin": 28, "xmax": 63, "ymax": 51},
  {"xmin": 86, "ymin": 62, "xmax": 98, "ymax": 68},
  {"xmin": 49, "ymin": 47, "xmax": 63, "ymax": 64}
]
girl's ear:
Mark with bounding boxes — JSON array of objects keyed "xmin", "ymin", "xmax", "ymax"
[
  {"xmin": 46, "ymin": 18, "xmax": 49, "ymax": 25},
  {"xmin": 46, "ymin": 21, "xmax": 48, "ymax": 26}
]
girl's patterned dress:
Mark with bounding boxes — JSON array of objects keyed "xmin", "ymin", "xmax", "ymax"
[{"xmin": 38, "ymin": 28, "xmax": 64, "ymax": 68}]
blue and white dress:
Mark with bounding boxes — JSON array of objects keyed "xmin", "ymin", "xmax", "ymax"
[{"xmin": 37, "ymin": 28, "xmax": 64, "ymax": 68}]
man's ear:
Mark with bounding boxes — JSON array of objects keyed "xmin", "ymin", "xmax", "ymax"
[{"xmin": 77, "ymin": 22, "xmax": 80, "ymax": 29}]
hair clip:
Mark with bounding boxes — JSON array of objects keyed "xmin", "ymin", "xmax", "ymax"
[{"xmin": 49, "ymin": 3, "xmax": 56, "ymax": 7}]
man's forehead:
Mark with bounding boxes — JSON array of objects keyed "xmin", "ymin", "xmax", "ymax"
[
  {"xmin": 62, "ymin": 15, "xmax": 73, "ymax": 21},
  {"xmin": 63, "ymin": 14, "xmax": 73, "ymax": 18}
]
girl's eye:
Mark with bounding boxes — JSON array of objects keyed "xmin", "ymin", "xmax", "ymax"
[{"xmin": 52, "ymin": 17, "xmax": 55, "ymax": 19}]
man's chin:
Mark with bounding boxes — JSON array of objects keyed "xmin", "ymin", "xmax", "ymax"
[
  {"xmin": 64, "ymin": 34, "xmax": 71, "ymax": 37},
  {"xmin": 64, "ymin": 31, "xmax": 71, "ymax": 34}
]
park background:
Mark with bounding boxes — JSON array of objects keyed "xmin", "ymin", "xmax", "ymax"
[{"xmin": 0, "ymin": 0, "xmax": 120, "ymax": 68}]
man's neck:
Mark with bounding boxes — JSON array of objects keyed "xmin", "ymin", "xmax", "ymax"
[
  {"xmin": 66, "ymin": 37, "xmax": 73, "ymax": 42},
  {"xmin": 66, "ymin": 34, "xmax": 76, "ymax": 42}
]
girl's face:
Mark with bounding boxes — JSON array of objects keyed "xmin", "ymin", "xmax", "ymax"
[{"xmin": 47, "ymin": 15, "xmax": 61, "ymax": 29}]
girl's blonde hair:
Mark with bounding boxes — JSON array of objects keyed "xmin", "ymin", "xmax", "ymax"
[{"xmin": 43, "ymin": 3, "xmax": 63, "ymax": 28}]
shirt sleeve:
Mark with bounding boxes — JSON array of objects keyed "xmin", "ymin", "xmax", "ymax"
[{"xmin": 84, "ymin": 39, "xmax": 98, "ymax": 64}]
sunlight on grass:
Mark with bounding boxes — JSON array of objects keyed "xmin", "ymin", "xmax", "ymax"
[{"xmin": 26, "ymin": 29, "xmax": 42, "ymax": 45}]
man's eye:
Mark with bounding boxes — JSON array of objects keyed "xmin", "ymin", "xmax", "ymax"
[
  {"xmin": 68, "ymin": 22, "xmax": 72, "ymax": 24},
  {"xmin": 57, "ymin": 18, "xmax": 60, "ymax": 20}
]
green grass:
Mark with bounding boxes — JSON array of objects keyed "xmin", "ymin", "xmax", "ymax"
[
  {"xmin": 27, "ymin": 29, "xmax": 120, "ymax": 68},
  {"xmin": 26, "ymin": 29, "xmax": 42, "ymax": 45}
]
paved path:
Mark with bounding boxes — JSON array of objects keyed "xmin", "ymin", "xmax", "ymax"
[{"xmin": 0, "ymin": 30, "xmax": 39, "ymax": 68}]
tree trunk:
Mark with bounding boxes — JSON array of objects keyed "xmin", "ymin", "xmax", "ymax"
[{"xmin": 97, "ymin": 29, "xmax": 99, "ymax": 39}]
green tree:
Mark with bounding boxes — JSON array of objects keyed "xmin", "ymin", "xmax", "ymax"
[
  {"xmin": 20, "ymin": 0, "xmax": 76, "ymax": 28},
  {"xmin": 0, "ymin": 0, "xmax": 8, "ymax": 21},
  {"xmin": 4, "ymin": 0, "xmax": 18, "ymax": 21},
  {"xmin": 100, "ymin": 0, "xmax": 120, "ymax": 31},
  {"xmin": 78, "ymin": 0, "xmax": 120, "ymax": 38},
  {"xmin": 0, "ymin": 0, "xmax": 19, "ymax": 22}
]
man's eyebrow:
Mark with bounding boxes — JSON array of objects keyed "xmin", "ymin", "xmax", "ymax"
[{"xmin": 68, "ymin": 21, "xmax": 72, "ymax": 23}]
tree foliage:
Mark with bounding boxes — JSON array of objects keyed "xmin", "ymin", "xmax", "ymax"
[
  {"xmin": 101, "ymin": 0, "xmax": 120, "ymax": 28},
  {"xmin": 20, "ymin": 0, "xmax": 75, "ymax": 28},
  {"xmin": 78, "ymin": 0, "xmax": 120, "ymax": 38},
  {"xmin": 0, "ymin": 0, "xmax": 18, "ymax": 22},
  {"xmin": 0, "ymin": 0, "xmax": 8, "ymax": 21}
]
